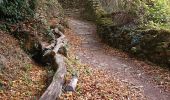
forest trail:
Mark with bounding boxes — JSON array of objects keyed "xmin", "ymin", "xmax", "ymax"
[{"xmin": 67, "ymin": 18, "xmax": 170, "ymax": 100}]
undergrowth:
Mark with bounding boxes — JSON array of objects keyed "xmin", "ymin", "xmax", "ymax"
[{"xmin": 0, "ymin": 0, "xmax": 36, "ymax": 23}]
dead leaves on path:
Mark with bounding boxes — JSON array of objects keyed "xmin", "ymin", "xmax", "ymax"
[
  {"xmin": 61, "ymin": 28, "xmax": 145, "ymax": 100},
  {"xmin": 60, "ymin": 55, "xmax": 145, "ymax": 100}
]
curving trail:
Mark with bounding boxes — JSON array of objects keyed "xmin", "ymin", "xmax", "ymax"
[{"xmin": 67, "ymin": 18, "xmax": 170, "ymax": 100}]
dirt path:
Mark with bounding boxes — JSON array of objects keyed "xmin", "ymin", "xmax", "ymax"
[{"xmin": 67, "ymin": 18, "xmax": 170, "ymax": 100}]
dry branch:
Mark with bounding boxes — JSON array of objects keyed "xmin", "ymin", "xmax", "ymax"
[{"xmin": 45, "ymin": 28, "xmax": 65, "ymax": 50}]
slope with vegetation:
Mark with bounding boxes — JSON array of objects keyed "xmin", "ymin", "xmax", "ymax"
[
  {"xmin": 0, "ymin": 0, "xmax": 66, "ymax": 99},
  {"xmin": 0, "ymin": 30, "xmax": 48, "ymax": 99}
]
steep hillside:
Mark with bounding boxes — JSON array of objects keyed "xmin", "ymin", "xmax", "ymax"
[
  {"xmin": 0, "ymin": 0, "xmax": 65, "ymax": 99},
  {"xmin": 0, "ymin": 30, "xmax": 48, "ymax": 99}
]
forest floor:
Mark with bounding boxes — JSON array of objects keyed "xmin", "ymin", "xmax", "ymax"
[
  {"xmin": 0, "ymin": 17, "xmax": 170, "ymax": 100},
  {"xmin": 0, "ymin": 30, "xmax": 48, "ymax": 99},
  {"xmin": 61, "ymin": 18, "xmax": 170, "ymax": 100}
]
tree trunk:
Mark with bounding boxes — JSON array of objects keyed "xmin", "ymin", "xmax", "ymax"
[{"xmin": 40, "ymin": 28, "xmax": 67, "ymax": 100}]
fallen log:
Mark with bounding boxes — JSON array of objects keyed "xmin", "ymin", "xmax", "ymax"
[
  {"xmin": 39, "ymin": 54, "xmax": 66, "ymax": 100},
  {"xmin": 10, "ymin": 24, "xmax": 70, "ymax": 99},
  {"xmin": 40, "ymin": 28, "xmax": 67, "ymax": 100}
]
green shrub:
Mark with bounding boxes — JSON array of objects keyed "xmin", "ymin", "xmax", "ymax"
[
  {"xmin": 0, "ymin": 0, "xmax": 36, "ymax": 23},
  {"xmin": 147, "ymin": 0, "xmax": 170, "ymax": 23}
]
